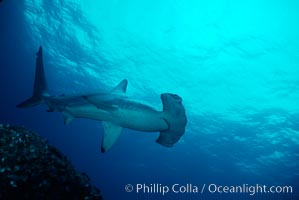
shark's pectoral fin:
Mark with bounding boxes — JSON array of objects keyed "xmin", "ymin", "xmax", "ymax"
[
  {"xmin": 101, "ymin": 122, "xmax": 122, "ymax": 152},
  {"xmin": 63, "ymin": 112, "xmax": 74, "ymax": 125}
]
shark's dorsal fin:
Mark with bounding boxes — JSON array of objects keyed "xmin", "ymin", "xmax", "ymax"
[
  {"xmin": 111, "ymin": 79, "xmax": 128, "ymax": 94},
  {"xmin": 101, "ymin": 122, "xmax": 122, "ymax": 152}
]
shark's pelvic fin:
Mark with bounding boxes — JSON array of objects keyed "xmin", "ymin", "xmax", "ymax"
[
  {"xmin": 17, "ymin": 46, "xmax": 49, "ymax": 108},
  {"xmin": 101, "ymin": 122, "xmax": 123, "ymax": 152},
  {"xmin": 63, "ymin": 112, "xmax": 74, "ymax": 125}
]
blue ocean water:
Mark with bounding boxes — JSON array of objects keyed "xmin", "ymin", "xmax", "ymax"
[{"xmin": 1, "ymin": 0, "xmax": 299, "ymax": 199}]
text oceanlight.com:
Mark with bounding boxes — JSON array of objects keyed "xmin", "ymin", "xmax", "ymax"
[{"xmin": 124, "ymin": 183, "xmax": 293, "ymax": 196}]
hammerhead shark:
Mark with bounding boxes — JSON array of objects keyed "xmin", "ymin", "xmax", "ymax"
[{"xmin": 17, "ymin": 46, "xmax": 187, "ymax": 152}]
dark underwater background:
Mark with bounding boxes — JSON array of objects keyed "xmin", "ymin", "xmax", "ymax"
[{"xmin": 1, "ymin": 0, "xmax": 299, "ymax": 199}]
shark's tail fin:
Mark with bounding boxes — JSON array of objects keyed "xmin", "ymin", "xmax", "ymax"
[
  {"xmin": 17, "ymin": 46, "xmax": 48, "ymax": 108},
  {"xmin": 156, "ymin": 93, "xmax": 187, "ymax": 147}
]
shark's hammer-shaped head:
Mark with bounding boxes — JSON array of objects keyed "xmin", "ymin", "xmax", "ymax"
[{"xmin": 156, "ymin": 93, "xmax": 187, "ymax": 147}]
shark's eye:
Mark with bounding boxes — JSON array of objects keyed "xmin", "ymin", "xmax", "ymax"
[
  {"xmin": 172, "ymin": 94, "xmax": 179, "ymax": 99},
  {"xmin": 172, "ymin": 94, "xmax": 182, "ymax": 103}
]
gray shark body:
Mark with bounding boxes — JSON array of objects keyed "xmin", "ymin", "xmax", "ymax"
[{"xmin": 17, "ymin": 47, "xmax": 187, "ymax": 152}]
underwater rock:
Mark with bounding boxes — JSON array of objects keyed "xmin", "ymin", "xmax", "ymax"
[{"xmin": 0, "ymin": 124, "xmax": 102, "ymax": 200}]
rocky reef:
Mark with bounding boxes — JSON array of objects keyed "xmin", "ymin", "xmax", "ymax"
[{"xmin": 0, "ymin": 124, "xmax": 103, "ymax": 200}]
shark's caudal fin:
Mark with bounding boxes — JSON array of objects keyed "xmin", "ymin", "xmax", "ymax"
[
  {"xmin": 17, "ymin": 46, "xmax": 48, "ymax": 108},
  {"xmin": 156, "ymin": 93, "xmax": 187, "ymax": 147}
]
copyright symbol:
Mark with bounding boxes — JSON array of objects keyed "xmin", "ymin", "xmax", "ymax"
[{"xmin": 125, "ymin": 184, "xmax": 134, "ymax": 192}]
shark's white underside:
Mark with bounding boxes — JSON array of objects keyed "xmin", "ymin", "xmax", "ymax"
[{"xmin": 17, "ymin": 46, "xmax": 187, "ymax": 152}]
